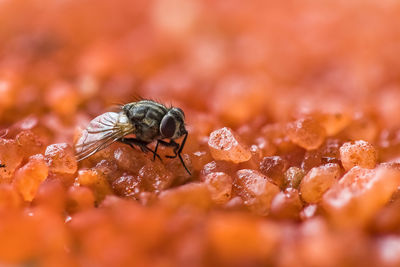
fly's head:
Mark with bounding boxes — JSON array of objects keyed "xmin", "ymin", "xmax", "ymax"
[{"xmin": 160, "ymin": 107, "xmax": 187, "ymax": 140}]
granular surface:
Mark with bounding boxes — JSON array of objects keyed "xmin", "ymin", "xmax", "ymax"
[{"xmin": 1, "ymin": 1, "xmax": 400, "ymax": 266}]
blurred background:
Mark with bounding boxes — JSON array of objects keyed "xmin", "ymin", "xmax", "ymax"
[{"xmin": 1, "ymin": 0, "xmax": 400, "ymax": 133}]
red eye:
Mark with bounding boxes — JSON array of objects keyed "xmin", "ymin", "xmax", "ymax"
[{"xmin": 160, "ymin": 115, "xmax": 176, "ymax": 138}]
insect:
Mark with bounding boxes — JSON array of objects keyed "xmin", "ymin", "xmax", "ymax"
[{"xmin": 75, "ymin": 100, "xmax": 191, "ymax": 175}]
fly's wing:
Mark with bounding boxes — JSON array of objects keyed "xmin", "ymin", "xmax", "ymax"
[{"xmin": 75, "ymin": 112, "xmax": 134, "ymax": 161}]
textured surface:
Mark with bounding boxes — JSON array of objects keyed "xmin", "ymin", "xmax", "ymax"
[{"xmin": 1, "ymin": 0, "xmax": 400, "ymax": 266}]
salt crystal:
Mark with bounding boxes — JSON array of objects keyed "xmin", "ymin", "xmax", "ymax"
[
  {"xmin": 113, "ymin": 146, "xmax": 147, "ymax": 172},
  {"xmin": 254, "ymin": 136, "xmax": 277, "ymax": 157},
  {"xmin": 200, "ymin": 160, "xmax": 234, "ymax": 178},
  {"xmin": 300, "ymin": 204, "xmax": 318, "ymax": 220},
  {"xmin": 191, "ymin": 150, "xmax": 213, "ymax": 172},
  {"xmin": 45, "ymin": 143, "xmax": 77, "ymax": 174},
  {"xmin": 317, "ymin": 113, "xmax": 351, "ymax": 136},
  {"xmin": 139, "ymin": 161, "xmax": 174, "ymax": 193},
  {"xmin": 300, "ymin": 163, "xmax": 341, "ymax": 203},
  {"xmin": 66, "ymin": 186, "xmax": 95, "ymax": 213},
  {"xmin": 165, "ymin": 153, "xmax": 192, "ymax": 185},
  {"xmin": 322, "ymin": 167, "xmax": 400, "ymax": 227},
  {"xmin": 208, "ymin": 127, "xmax": 251, "ymax": 163},
  {"xmin": 340, "ymin": 140, "xmax": 377, "ymax": 171},
  {"xmin": 159, "ymin": 182, "xmax": 212, "ymax": 210},
  {"xmin": 270, "ymin": 188, "xmax": 303, "ymax": 220},
  {"xmin": 15, "ymin": 130, "xmax": 45, "ymax": 159},
  {"xmin": 287, "ymin": 118, "xmax": 326, "ymax": 150},
  {"xmin": 13, "ymin": 154, "xmax": 48, "ymax": 201},
  {"xmin": 75, "ymin": 169, "xmax": 113, "ymax": 203},
  {"xmin": 204, "ymin": 172, "xmax": 233, "ymax": 204},
  {"xmin": 0, "ymin": 138, "xmax": 23, "ymax": 184},
  {"xmin": 259, "ymin": 156, "xmax": 289, "ymax": 188},
  {"xmin": 284, "ymin": 167, "xmax": 305, "ymax": 189},
  {"xmin": 33, "ymin": 179, "xmax": 66, "ymax": 212},
  {"xmin": 234, "ymin": 169, "xmax": 280, "ymax": 215},
  {"xmin": 112, "ymin": 174, "xmax": 141, "ymax": 198}
]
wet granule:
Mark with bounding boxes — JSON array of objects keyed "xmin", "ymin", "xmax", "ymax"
[{"xmin": 2, "ymin": 0, "xmax": 400, "ymax": 266}]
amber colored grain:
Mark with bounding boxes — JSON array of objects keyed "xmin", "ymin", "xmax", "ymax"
[
  {"xmin": 0, "ymin": 138, "xmax": 23, "ymax": 184},
  {"xmin": 270, "ymin": 188, "xmax": 303, "ymax": 220},
  {"xmin": 13, "ymin": 154, "xmax": 48, "ymax": 202},
  {"xmin": 300, "ymin": 163, "xmax": 341, "ymax": 204},
  {"xmin": 287, "ymin": 118, "xmax": 326, "ymax": 150},
  {"xmin": 340, "ymin": 140, "xmax": 378, "ymax": 171},
  {"xmin": 323, "ymin": 167, "xmax": 400, "ymax": 227},
  {"xmin": 45, "ymin": 143, "xmax": 78, "ymax": 174},
  {"xmin": 259, "ymin": 156, "xmax": 289, "ymax": 188},
  {"xmin": 234, "ymin": 169, "xmax": 280, "ymax": 215},
  {"xmin": 204, "ymin": 172, "xmax": 233, "ymax": 204},
  {"xmin": 66, "ymin": 186, "xmax": 95, "ymax": 213},
  {"xmin": 158, "ymin": 182, "xmax": 213, "ymax": 211},
  {"xmin": 208, "ymin": 127, "xmax": 252, "ymax": 163},
  {"xmin": 317, "ymin": 112, "xmax": 351, "ymax": 136},
  {"xmin": 284, "ymin": 167, "xmax": 305, "ymax": 189},
  {"xmin": 75, "ymin": 169, "xmax": 113, "ymax": 203}
]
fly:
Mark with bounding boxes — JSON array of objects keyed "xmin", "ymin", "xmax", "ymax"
[{"xmin": 75, "ymin": 100, "xmax": 191, "ymax": 175}]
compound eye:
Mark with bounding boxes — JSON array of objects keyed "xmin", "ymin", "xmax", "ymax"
[{"xmin": 160, "ymin": 115, "xmax": 176, "ymax": 138}]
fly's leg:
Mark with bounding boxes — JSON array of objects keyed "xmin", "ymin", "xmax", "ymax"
[
  {"xmin": 156, "ymin": 139, "xmax": 179, "ymax": 158},
  {"xmin": 157, "ymin": 132, "xmax": 191, "ymax": 175},
  {"xmin": 120, "ymin": 138, "xmax": 148, "ymax": 153},
  {"xmin": 120, "ymin": 138, "xmax": 162, "ymax": 161},
  {"xmin": 153, "ymin": 140, "xmax": 161, "ymax": 161}
]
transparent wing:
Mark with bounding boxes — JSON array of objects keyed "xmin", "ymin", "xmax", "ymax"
[{"xmin": 75, "ymin": 112, "xmax": 134, "ymax": 161}]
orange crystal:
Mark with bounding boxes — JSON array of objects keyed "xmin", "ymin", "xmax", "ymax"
[
  {"xmin": 75, "ymin": 169, "xmax": 113, "ymax": 203},
  {"xmin": 270, "ymin": 188, "xmax": 303, "ymax": 220},
  {"xmin": 234, "ymin": 169, "xmax": 280, "ymax": 215},
  {"xmin": 0, "ymin": 138, "xmax": 23, "ymax": 184},
  {"xmin": 67, "ymin": 186, "xmax": 95, "ymax": 213},
  {"xmin": 45, "ymin": 143, "xmax": 78, "ymax": 174},
  {"xmin": 208, "ymin": 127, "xmax": 252, "ymax": 164},
  {"xmin": 287, "ymin": 118, "xmax": 326, "ymax": 150},
  {"xmin": 300, "ymin": 163, "xmax": 341, "ymax": 204},
  {"xmin": 204, "ymin": 172, "xmax": 233, "ymax": 204},
  {"xmin": 340, "ymin": 140, "xmax": 378, "ymax": 171},
  {"xmin": 259, "ymin": 156, "xmax": 289, "ymax": 188},
  {"xmin": 322, "ymin": 167, "xmax": 400, "ymax": 227},
  {"xmin": 13, "ymin": 154, "xmax": 48, "ymax": 202}
]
